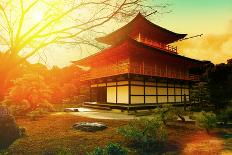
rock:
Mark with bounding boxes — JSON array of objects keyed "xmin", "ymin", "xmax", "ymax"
[
  {"xmin": 64, "ymin": 108, "xmax": 79, "ymax": 112},
  {"xmin": 0, "ymin": 106, "xmax": 20, "ymax": 149},
  {"xmin": 73, "ymin": 122, "xmax": 107, "ymax": 132}
]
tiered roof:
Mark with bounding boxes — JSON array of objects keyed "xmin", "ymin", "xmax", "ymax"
[
  {"xmin": 96, "ymin": 13, "xmax": 187, "ymax": 45},
  {"xmin": 74, "ymin": 13, "xmax": 205, "ymax": 80},
  {"xmin": 74, "ymin": 38, "xmax": 202, "ymax": 67}
]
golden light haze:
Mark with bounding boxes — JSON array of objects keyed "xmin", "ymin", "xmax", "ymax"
[
  {"xmin": 25, "ymin": 0, "xmax": 232, "ymax": 67},
  {"xmin": 174, "ymin": 20, "xmax": 232, "ymax": 64},
  {"xmin": 156, "ymin": 0, "xmax": 232, "ymax": 64}
]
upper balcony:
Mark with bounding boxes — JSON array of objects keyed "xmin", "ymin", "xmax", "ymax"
[{"xmin": 135, "ymin": 34, "xmax": 178, "ymax": 54}]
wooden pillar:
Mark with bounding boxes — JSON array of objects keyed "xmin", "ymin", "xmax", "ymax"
[
  {"xmin": 90, "ymin": 84, "xmax": 92, "ymax": 102},
  {"xmin": 128, "ymin": 78, "xmax": 131, "ymax": 105},
  {"xmin": 144, "ymin": 77, "xmax": 146, "ymax": 104},
  {"xmin": 181, "ymin": 81, "xmax": 183, "ymax": 103},
  {"xmin": 96, "ymin": 83, "xmax": 98, "ymax": 102},
  {"xmin": 189, "ymin": 81, "xmax": 191, "ymax": 103},
  {"xmin": 167, "ymin": 79, "xmax": 169, "ymax": 103},
  {"xmin": 106, "ymin": 82, "xmax": 108, "ymax": 103},
  {"xmin": 174, "ymin": 80, "xmax": 176, "ymax": 103},
  {"xmin": 116, "ymin": 78, "xmax": 118, "ymax": 104},
  {"xmin": 184, "ymin": 94, "xmax": 187, "ymax": 111},
  {"xmin": 156, "ymin": 78, "xmax": 158, "ymax": 104}
]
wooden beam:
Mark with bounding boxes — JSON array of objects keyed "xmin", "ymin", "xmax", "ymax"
[
  {"xmin": 128, "ymin": 78, "xmax": 131, "ymax": 105},
  {"xmin": 144, "ymin": 77, "xmax": 146, "ymax": 104},
  {"xmin": 116, "ymin": 78, "xmax": 118, "ymax": 104}
]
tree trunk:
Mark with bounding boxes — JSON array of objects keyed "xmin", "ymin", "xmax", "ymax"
[
  {"xmin": 177, "ymin": 114, "xmax": 185, "ymax": 122},
  {"xmin": 184, "ymin": 94, "xmax": 187, "ymax": 111}
]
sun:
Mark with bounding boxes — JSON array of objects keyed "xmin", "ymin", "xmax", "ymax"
[{"xmin": 33, "ymin": 11, "xmax": 43, "ymax": 22}]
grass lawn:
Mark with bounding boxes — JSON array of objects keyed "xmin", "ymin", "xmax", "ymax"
[{"xmin": 2, "ymin": 112, "xmax": 232, "ymax": 155}]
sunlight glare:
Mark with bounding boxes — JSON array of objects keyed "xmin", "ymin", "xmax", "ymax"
[{"xmin": 33, "ymin": 11, "xmax": 43, "ymax": 22}]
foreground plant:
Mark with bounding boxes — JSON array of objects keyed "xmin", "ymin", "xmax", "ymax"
[
  {"xmin": 88, "ymin": 142, "xmax": 128, "ymax": 155},
  {"xmin": 217, "ymin": 102, "xmax": 232, "ymax": 125},
  {"xmin": 118, "ymin": 116, "xmax": 167, "ymax": 152},
  {"xmin": 196, "ymin": 111, "xmax": 217, "ymax": 134}
]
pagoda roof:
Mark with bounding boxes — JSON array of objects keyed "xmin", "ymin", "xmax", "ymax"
[
  {"xmin": 96, "ymin": 13, "xmax": 187, "ymax": 45},
  {"xmin": 74, "ymin": 38, "xmax": 203, "ymax": 67}
]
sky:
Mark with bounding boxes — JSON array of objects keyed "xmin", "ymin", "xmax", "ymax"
[
  {"xmin": 28, "ymin": 0, "xmax": 232, "ymax": 68},
  {"xmin": 156, "ymin": 0, "xmax": 232, "ymax": 64}
]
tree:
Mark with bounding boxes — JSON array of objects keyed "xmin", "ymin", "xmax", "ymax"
[
  {"xmin": 0, "ymin": 0, "xmax": 166, "ymax": 100},
  {"xmin": 190, "ymin": 81, "xmax": 210, "ymax": 107},
  {"xmin": 3, "ymin": 74, "xmax": 53, "ymax": 115},
  {"xmin": 192, "ymin": 59, "xmax": 232, "ymax": 109},
  {"xmin": 207, "ymin": 61, "xmax": 232, "ymax": 109}
]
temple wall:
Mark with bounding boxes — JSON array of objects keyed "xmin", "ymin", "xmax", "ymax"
[
  {"xmin": 107, "ymin": 87, "xmax": 116, "ymax": 103},
  {"xmin": 117, "ymin": 86, "xmax": 129, "ymax": 104},
  {"xmin": 90, "ymin": 78, "xmax": 190, "ymax": 104},
  {"xmin": 129, "ymin": 51, "xmax": 190, "ymax": 81}
]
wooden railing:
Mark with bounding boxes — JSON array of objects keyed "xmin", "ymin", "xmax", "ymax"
[
  {"xmin": 79, "ymin": 63, "xmax": 198, "ymax": 81},
  {"xmin": 79, "ymin": 62, "xmax": 130, "ymax": 81},
  {"xmin": 189, "ymin": 74, "xmax": 200, "ymax": 81},
  {"xmin": 135, "ymin": 35, "xmax": 178, "ymax": 54},
  {"xmin": 129, "ymin": 64, "xmax": 189, "ymax": 80}
]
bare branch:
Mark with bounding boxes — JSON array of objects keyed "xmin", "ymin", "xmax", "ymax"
[{"xmin": 0, "ymin": 0, "xmax": 167, "ymax": 67}]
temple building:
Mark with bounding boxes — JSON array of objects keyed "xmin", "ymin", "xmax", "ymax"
[{"xmin": 74, "ymin": 13, "xmax": 205, "ymax": 110}]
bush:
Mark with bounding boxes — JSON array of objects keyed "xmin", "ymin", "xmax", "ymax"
[
  {"xmin": 89, "ymin": 146, "xmax": 104, "ymax": 155},
  {"xmin": 196, "ymin": 111, "xmax": 217, "ymax": 134},
  {"xmin": 153, "ymin": 106, "xmax": 194, "ymax": 125},
  {"xmin": 153, "ymin": 106, "xmax": 177, "ymax": 125},
  {"xmin": 0, "ymin": 150, "xmax": 8, "ymax": 155},
  {"xmin": 118, "ymin": 116, "xmax": 167, "ymax": 152},
  {"xmin": 105, "ymin": 143, "xmax": 128, "ymax": 155},
  {"xmin": 88, "ymin": 143, "xmax": 127, "ymax": 155},
  {"xmin": 217, "ymin": 105, "xmax": 232, "ymax": 125}
]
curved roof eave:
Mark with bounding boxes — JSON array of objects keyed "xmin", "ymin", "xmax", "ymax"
[{"xmin": 96, "ymin": 13, "xmax": 187, "ymax": 45}]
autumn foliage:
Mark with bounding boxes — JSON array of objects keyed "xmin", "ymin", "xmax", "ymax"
[
  {"xmin": 1, "ymin": 63, "xmax": 82, "ymax": 115},
  {"xmin": 3, "ymin": 74, "xmax": 53, "ymax": 115}
]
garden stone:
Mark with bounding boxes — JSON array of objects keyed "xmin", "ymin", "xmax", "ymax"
[
  {"xmin": 64, "ymin": 108, "xmax": 79, "ymax": 112},
  {"xmin": 0, "ymin": 106, "xmax": 20, "ymax": 149},
  {"xmin": 73, "ymin": 122, "xmax": 107, "ymax": 132}
]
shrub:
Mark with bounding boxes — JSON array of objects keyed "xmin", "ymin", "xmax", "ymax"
[
  {"xmin": 105, "ymin": 143, "xmax": 128, "ymax": 155},
  {"xmin": 217, "ymin": 105, "xmax": 232, "ymax": 125},
  {"xmin": 0, "ymin": 150, "xmax": 8, "ymax": 155},
  {"xmin": 196, "ymin": 111, "xmax": 217, "ymax": 134},
  {"xmin": 118, "ymin": 116, "xmax": 167, "ymax": 152},
  {"xmin": 88, "ymin": 143, "xmax": 127, "ymax": 155},
  {"xmin": 153, "ymin": 106, "xmax": 177, "ymax": 125},
  {"xmin": 88, "ymin": 146, "xmax": 104, "ymax": 155},
  {"xmin": 154, "ymin": 106, "xmax": 194, "ymax": 125}
]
